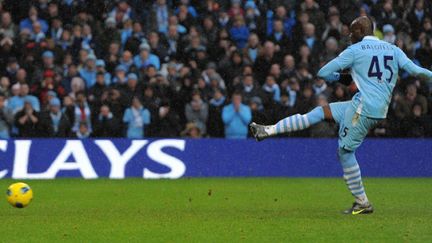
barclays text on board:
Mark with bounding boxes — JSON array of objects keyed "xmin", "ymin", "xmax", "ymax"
[
  {"xmin": 0, "ymin": 139, "xmax": 186, "ymax": 179},
  {"xmin": 0, "ymin": 138, "xmax": 431, "ymax": 178}
]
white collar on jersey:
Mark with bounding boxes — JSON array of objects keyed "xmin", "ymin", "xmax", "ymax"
[{"xmin": 363, "ymin": 35, "xmax": 379, "ymax": 41}]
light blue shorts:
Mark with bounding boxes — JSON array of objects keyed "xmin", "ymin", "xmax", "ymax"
[{"xmin": 329, "ymin": 101, "xmax": 380, "ymax": 151}]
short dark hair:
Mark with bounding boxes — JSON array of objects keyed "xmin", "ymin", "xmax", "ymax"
[{"xmin": 232, "ymin": 90, "xmax": 243, "ymax": 97}]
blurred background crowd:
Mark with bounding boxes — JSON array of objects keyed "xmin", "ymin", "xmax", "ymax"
[{"xmin": 0, "ymin": 0, "xmax": 431, "ymax": 139}]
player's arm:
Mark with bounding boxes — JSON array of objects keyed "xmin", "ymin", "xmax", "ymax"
[
  {"xmin": 317, "ymin": 48, "xmax": 354, "ymax": 84},
  {"xmin": 396, "ymin": 48, "xmax": 432, "ymax": 81}
]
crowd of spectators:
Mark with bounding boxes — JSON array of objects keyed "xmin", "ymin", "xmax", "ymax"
[{"xmin": 0, "ymin": 0, "xmax": 431, "ymax": 139}]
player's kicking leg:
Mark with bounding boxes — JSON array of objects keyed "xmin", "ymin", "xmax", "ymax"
[{"xmin": 249, "ymin": 105, "xmax": 333, "ymax": 141}]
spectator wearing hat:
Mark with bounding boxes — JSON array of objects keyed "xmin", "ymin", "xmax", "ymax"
[
  {"xmin": 32, "ymin": 70, "xmax": 66, "ymax": 107},
  {"xmin": 14, "ymin": 99, "xmax": 41, "ymax": 137},
  {"xmin": 122, "ymin": 73, "xmax": 142, "ymax": 103},
  {"xmin": 383, "ymin": 24, "xmax": 396, "ymax": 44},
  {"xmin": 123, "ymin": 96, "xmax": 151, "ymax": 138},
  {"xmin": 46, "ymin": 91, "xmax": 58, "ymax": 104},
  {"xmin": 134, "ymin": 43, "xmax": 161, "ymax": 70},
  {"xmin": 244, "ymin": 0, "xmax": 260, "ymax": 32},
  {"xmin": 95, "ymin": 59, "xmax": 111, "ymax": 86},
  {"xmin": 40, "ymin": 97, "xmax": 71, "ymax": 137},
  {"xmin": 33, "ymin": 50, "xmax": 61, "ymax": 84},
  {"xmin": 222, "ymin": 91, "xmax": 252, "ymax": 139},
  {"xmin": 79, "ymin": 54, "xmax": 97, "ymax": 88},
  {"xmin": 0, "ymin": 93, "xmax": 13, "ymax": 138},
  {"xmin": 112, "ymin": 65, "xmax": 128, "ymax": 84},
  {"xmin": 93, "ymin": 104, "xmax": 122, "ymax": 137}
]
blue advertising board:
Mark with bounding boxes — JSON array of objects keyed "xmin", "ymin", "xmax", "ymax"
[{"xmin": 0, "ymin": 138, "xmax": 430, "ymax": 179}]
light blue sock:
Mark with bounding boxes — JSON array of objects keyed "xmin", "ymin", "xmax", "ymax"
[
  {"xmin": 338, "ymin": 148, "xmax": 369, "ymax": 205},
  {"xmin": 272, "ymin": 106, "xmax": 324, "ymax": 135}
]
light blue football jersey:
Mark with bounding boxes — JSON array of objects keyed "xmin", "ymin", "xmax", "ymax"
[{"xmin": 328, "ymin": 36, "xmax": 411, "ymax": 118}]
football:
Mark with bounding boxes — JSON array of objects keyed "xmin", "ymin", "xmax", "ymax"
[{"xmin": 6, "ymin": 182, "xmax": 33, "ymax": 208}]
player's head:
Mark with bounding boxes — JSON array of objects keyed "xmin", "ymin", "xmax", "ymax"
[{"xmin": 349, "ymin": 16, "xmax": 373, "ymax": 44}]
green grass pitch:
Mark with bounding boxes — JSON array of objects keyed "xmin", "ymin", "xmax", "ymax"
[{"xmin": 0, "ymin": 178, "xmax": 431, "ymax": 242}]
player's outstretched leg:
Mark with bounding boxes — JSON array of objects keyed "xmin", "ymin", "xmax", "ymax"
[
  {"xmin": 250, "ymin": 106, "xmax": 325, "ymax": 141},
  {"xmin": 338, "ymin": 148, "xmax": 373, "ymax": 215}
]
